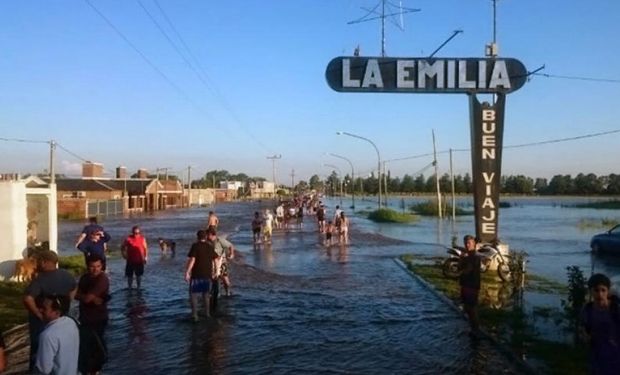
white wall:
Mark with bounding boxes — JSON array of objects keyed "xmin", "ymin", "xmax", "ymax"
[
  {"xmin": 0, "ymin": 182, "xmax": 58, "ymax": 280},
  {"xmin": 0, "ymin": 182, "xmax": 28, "ymax": 280}
]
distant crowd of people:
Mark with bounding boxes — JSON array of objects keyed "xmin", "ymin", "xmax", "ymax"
[{"xmin": 250, "ymin": 195, "xmax": 350, "ymax": 248}]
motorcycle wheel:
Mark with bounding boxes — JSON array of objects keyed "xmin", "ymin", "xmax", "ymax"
[
  {"xmin": 442, "ymin": 258, "xmax": 461, "ymax": 279},
  {"xmin": 497, "ymin": 261, "xmax": 512, "ymax": 283},
  {"xmin": 480, "ymin": 258, "xmax": 490, "ymax": 273}
]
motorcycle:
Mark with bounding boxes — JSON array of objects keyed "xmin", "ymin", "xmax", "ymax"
[{"xmin": 442, "ymin": 244, "xmax": 512, "ymax": 282}]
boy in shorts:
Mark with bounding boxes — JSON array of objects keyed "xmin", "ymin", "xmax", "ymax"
[
  {"xmin": 185, "ymin": 230, "xmax": 219, "ymax": 321},
  {"xmin": 325, "ymin": 221, "xmax": 335, "ymax": 247},
  {"xmin": 459, "ymin": 235, "xmax": 481, "ymax": 337}
]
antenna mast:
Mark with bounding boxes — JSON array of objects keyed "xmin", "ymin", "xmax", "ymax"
[{"xmin": 348, "ymin": 0, "xmax": 420, "ymax": 57}]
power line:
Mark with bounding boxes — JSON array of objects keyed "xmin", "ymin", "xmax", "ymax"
[
  {"xmin": 55, "ymin": 142, "xmax": 90, "ymax": 163},
  {"xmin": 83, "ymin": 0, "xmax": 212, "ymax": 118},
  {"xmin": 531, "ymin": 72, "xmax": 620, "ymax": 84},
  {"xmin": 148, "ymin": 0, "xmax": 274, "ymax": 154},
  {"xmin": 0, "ymin": 137, "xmax": 50, "ymax": 144},
  {"xmin": 504, "ymin": 128, "xmax": 620, "ymax": 149}
]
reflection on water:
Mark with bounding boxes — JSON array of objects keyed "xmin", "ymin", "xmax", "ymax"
[{"xmin": 126, "ymin": 291, "xmax": 148, "ymax": 345}]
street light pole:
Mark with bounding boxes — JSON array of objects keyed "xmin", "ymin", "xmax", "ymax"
[
  {"xmin": 324, "ymin": 163, "xmax": 343, "ymax": 206},
  {"xmin": 336, "ymin": 131, "xmax": 381, "ymax": 209},
  {"xmin": 266, "ymin": 154, "xmax": 282, "ymax": 197},
  {"xmin": 326, "ymin": 152, "xmax": 355, "ymax": 210}
]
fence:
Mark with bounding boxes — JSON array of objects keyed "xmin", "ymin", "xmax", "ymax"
[{"xmin": 87, "ymin": 199, "xmax": 123, "ymax": 217}]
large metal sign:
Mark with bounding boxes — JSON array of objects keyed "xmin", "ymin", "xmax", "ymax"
[
  {"xmin": 325, "ymin": 56, "xmax": 527, "ymax": 243},
  {"xmin": 326, "ymin": 57, "xmax": 527, "ymax": 94},
  {"xmin": 469, "ymin": 94, "xmax": 505, "ymax": 243}
]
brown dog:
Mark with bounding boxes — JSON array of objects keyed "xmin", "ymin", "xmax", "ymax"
[{"xmin": 14, "ymin": 256, "xmax": 37, "ymax": 282}]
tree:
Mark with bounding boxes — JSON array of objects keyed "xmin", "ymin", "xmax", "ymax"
[
  {"xmin": 454, "ymin": 174, "xmax": 467, "ymax": 194},
  {"xmin": 294, "ymin": 180, "xmax": 309, "ymax": 192},
  {"xmin": 606, "ymin": 174, "xmax": 620, "ymax": 195},
  {"xmin": 439, "ymin": 173, "xmax": 451, "ymax": 193},
  {"xmin": 462, "ymin": 173, "xmax": 472, "ymax": 194},
  {"xmin": 574, "ymin": 173, "xmax": 603, "ymax": 195},
  {"xmin": 309, "ymin": 174, "xmax": 322, "ymax": 190},
  {"xmin": 413, "ymin": 174, "xmax": 426, "ymax": 193},
  {"xmin": 547, "ymin": 175, "xmax": 573, "ymax": 195},
  {"xmin": 401, "ymin": 174, "xmax": 415, "ymax": 193},
  {"xmin": 534, "ymin": 178, "xmax": 548, "ymax": 194}
]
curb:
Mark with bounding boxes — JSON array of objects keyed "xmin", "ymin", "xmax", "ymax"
[{"xmin": 393, "ymin": 258, "xmax": 538, "ymax": 375}]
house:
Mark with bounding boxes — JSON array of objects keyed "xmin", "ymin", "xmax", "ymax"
[
  {"xmin": 47, "ymin": 162, "xmax": 186, "ymax": 218},
  {"xmin": 248, "ymin": 181, "xmax": 276, "ymax": 199},
  {"xmin": 219, "ymin": 181, "xmax": 244, "ymax": 191}
]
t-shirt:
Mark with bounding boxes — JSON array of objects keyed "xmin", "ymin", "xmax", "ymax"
[
  {"xmin": 78, "ymin": 272, "xmax": 110, "ymax": 326},
  {"xmin": 459, "ymin": 253, "xmax": 481, "ymax": 289},
  {"xmin": 36, "ymin": 316, "xmax": 79, "ymax": 375},
  {"xmin": 214, "ymin": 237, "xmax": 233, "ymax": 257},
  {"xmin": 187, "ymin": 241, "xmax": 218, "ymax": 279},
  {"xmin": 124, "ymin": 234, "xmax": 146, "ymax": 264},
  {"xmin": 25, "ymin": 269, "xmax": 77, "ymax": 317},
  {"xmin": 264, "ymin": 213, "xmax": 273, "ymax": 229},
  {"xmin": 252, "ymin": 218, "xmax": 262, "ymax": 230},
  {"xmin": 77, "ymin": 233, "xmax": 110, "ymax": 259}
]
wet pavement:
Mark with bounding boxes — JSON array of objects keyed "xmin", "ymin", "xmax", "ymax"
[{"xmin": 42, "ymin": 202, "xmax": 525, "ymax": 374}]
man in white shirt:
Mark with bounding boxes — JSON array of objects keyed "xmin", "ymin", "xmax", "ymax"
[
  {"xmin": 275, "ymin": 204, "xmax": 285, "ymax": 229},
  {"xmin": 35, "ymin": 294, "xmax": 79, "ymax": 375}
]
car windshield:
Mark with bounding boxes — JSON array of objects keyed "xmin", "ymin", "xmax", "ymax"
[{"xmin": 609, "ymin": 225, "xmax": 620, "ymax": 235}]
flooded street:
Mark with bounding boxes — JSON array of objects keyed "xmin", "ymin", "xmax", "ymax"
[{"xmin": 57, "ymin": 201, "xmax": 525, "ymax": 374}]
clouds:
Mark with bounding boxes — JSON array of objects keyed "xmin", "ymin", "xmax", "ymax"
[{"xmin": 60, "ymin": 160, "xmax": 81, "ymax": 176}]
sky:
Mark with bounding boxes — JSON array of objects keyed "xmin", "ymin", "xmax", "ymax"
[{"xmin": 1, "ymin": 0, "xmax": 619, "ymax": 183}]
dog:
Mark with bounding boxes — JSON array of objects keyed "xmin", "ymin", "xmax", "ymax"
[
  {"xmin": 158, "ymin": 238, "xmax": 176, "ymax": 256},
  {"xmin": 14, "ymin": 256, "xmax": 37, "ymax": 282}
]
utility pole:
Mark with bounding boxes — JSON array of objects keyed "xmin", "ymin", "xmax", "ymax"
[
  {"xmin": 382, "ymin": 161, "xmax": 387, "ymax": 206},
  {"xmin": 266, "ymin": 154, "xmax": 282, "ymax": 194},
  {"xmin": 432, "ymin": 130, "xmax": 442, "ymax": 219},
  {"xmin": 187, "ymin": 166, "xmax": 191, "ymax": 208},
  {"xmin": 450, "ymin": 148, "xmax": 456, "ymax": 221},
  {"xmin": 290, "ymin": 168, "xmax": 295, "ymax": 190},
  {"xmin": 49, "ymin": 140, "xmax": 56, "ymax": 184}
]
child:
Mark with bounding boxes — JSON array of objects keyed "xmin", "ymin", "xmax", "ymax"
[
  {"xmin": 251, "ymin": 212, "xmax": 262, "ymax": 244},
  {"xmin": 325, "ymin": 221, "xmax": 335, "ymax": 247},
  {"xmin": 580, "ymin": 273, "xmax": 620, "ymax": 374}
]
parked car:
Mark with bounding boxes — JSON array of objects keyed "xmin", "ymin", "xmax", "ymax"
[{"xmin": 591, "ymin": 224, "xmax": 620, "ymax": 253}]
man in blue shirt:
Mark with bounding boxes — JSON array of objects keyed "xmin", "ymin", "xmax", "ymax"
[
  {"xmin": 77, "ymin": 230, "xmax": 111, "ymax": 270},
  {"xmin": 35, "ymin": 294, "xmax": 79, "ymax": 375}
]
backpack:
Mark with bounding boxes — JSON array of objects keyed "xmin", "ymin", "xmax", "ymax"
[{"xmin": 70, "ymin": 317, "xmax": 107, "ymax": 373}]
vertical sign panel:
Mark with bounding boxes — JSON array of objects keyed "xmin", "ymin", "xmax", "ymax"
[{"xmin": 469, "ymin": 94, "xmax": 505, "ymax": 243}]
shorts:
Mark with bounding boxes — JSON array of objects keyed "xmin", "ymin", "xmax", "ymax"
[
  {"xmin": 460, "ymin": 287, "xmax": 479, "ymax": 306},
  {"xmin": 264, "ymin": 226, "xmax": 272, "ymax": 236},
  {"xmin": 220, "ymin": 262, "xmax": 229, "ymax": 277},
  {"xmin": 326, "ymin": 233, "xmax": 332, "ymax": 240},
  {"xmin": 125, "ymin": 262, "xmax": 144, "ymax": 277},
  {"xmin": 252, "ymin": 227, "xmax": 261, "ymax": 234},
  {"xmin": 190, "ymin": 278, "xmax": 212, "ymax": 294}
]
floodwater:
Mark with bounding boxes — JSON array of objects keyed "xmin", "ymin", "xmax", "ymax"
[
  {"xmin": 358, "ymin": 195, "xmax": 620, "ymax": 288},
  {"xmin": 54, "ymin": 201, "xmax": 530, "ymax": 374}
]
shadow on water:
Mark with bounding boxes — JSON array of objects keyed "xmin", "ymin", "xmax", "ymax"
[{"xmin": 55, "ymin": 203, "xmax": 525, "ymax": 374}]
